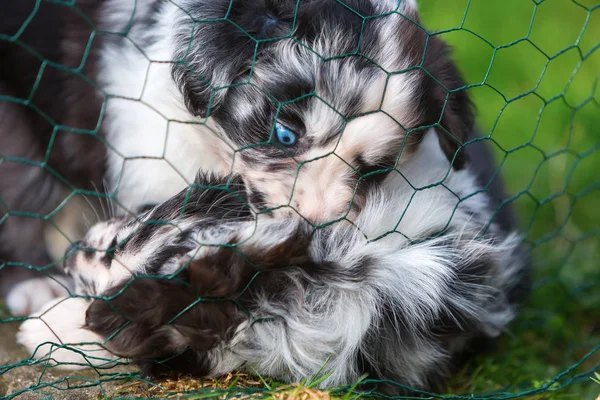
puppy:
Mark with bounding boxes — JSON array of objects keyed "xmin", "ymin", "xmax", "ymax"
[
  {"xmin": 1, "ymin": 0, "xmax": 474, "ymax": 314},
  {"xmin": 18, "ymin": 130, "xmax": 530, "ymax": 393},
  {"xmin": 0, "ymin": 1, "xmax": 106, "ymax": 315}
]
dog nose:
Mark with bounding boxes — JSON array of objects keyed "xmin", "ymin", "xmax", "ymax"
[
  {"xmin": 63, "ymin": 241, "xmax": 83, "ymax": 273},
  {"xmin": 64, "ymin": 240, "xmax": 83, "ymax": 258}
]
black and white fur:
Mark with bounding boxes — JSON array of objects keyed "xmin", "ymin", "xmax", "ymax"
[
  {"xmin": 6, "ymin": 0, "xmax": 530, "ymax": 391},
  {"xmin": 18, "ymin": 130, "xmax": 530, "ymax": 392},
  {"xmin": 2, "ymin": 0, "xmax": 479, "ymax": 315}
]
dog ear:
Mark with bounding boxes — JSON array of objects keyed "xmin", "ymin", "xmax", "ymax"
[
  {"xmin": 422, "ymin": 36, "xmax": 475, "ymax": 169},
  {"xmin": 171, "ymin": 30, "xmax": 254, "ymax": 118},
  {"xmin": 170, "ymin": 3, "xmax": 292, "ymax": 118},
  {"xmin": 186, "ymin": 225, "xmax": 313, "ymax": 299},
  {"xmin": 84, "ymin": 278, "xmax": 239, "ymax": 369}
]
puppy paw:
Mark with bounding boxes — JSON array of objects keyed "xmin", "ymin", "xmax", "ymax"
[
  {"xmin": 17, "ymin": 296, "xmax": 120, "ymax": 370},
  {"xmin": 5, "ymin": 275, "xmax": 73, "ymax": 316}
]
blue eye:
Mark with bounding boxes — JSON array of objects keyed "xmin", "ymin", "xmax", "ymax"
[{"xmin": 275, "ymin": 122, "xmax": 297, "ymax": 146}]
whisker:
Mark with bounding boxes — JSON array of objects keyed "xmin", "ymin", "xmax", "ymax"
[
  {"xmin": 103, "ymin": 179, "xmax": 117, "ymax": 219},
  {"xmin": 91, "ymin": 182, "xmax": 108, "ymax": 221},
  {"xmin": 81, "ymin": 193, "xmax": 101, "ymax": 224}
]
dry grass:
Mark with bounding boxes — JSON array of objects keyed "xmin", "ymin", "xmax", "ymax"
[{"xmin": 105, "ymin": 372, "xmax": 340, "ymax": 400}]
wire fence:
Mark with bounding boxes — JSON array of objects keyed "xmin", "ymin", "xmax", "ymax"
[{"xmin": 1, "ymin": 0, "xmax": 599, "ymax": 399}]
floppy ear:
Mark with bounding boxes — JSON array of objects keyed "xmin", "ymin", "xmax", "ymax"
[
  {"xmin": 423, "ymin": 36, "xmax": 475, "ymax": 169},
  {"xmin": 187, "ymin": 235, "xmax": 310, "ymax": 299},
  {"xmin": 171, "ymin": 24, "xmax": 255, "ymax": 117},
  {"xmin": 186, "ymin": 227, "xmax": 313, "ymax": 298},
  {"xmin": 170, "ymin": 2, "xmax": 292, "ymax": 118},
  {"xmin": 84, "ymin": 277, "xmax": 240, "ymax": 376}
]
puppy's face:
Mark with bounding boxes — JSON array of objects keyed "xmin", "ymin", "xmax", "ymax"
[
  {"xmin": 172, "ymin": 0, "xmax": 473, "ymax": 223},
  {"xmin": 60, "ymin": 183, "xmax": 248, "ymax": 375},
  {"xmin": 63, "ymin": 213, "xmax": 249, "ymax": 377},
  {"xmin": 62, "ymin": 181, "xmax": 310, "ymax": 377},
  {"xmin": 63, "ymin": 218, "xmax": 129, "ymax": 296},
  {"xmin": 63, "ymin": 177, "xmax": 252, "ymax": 296}
]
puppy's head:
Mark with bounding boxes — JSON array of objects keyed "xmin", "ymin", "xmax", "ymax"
[
  {"xmin": 62, "ymin": 211, "xmax": 243, "ymax": 376},
  {"xmin": 171, "ymin": 0, "xmax": 473, "ymax": 223},
  {"xmin": 62, "ymin": 174, "xmax": 252, "ymax": 297},
  {"xmin": 81, "ymin": 227, "xmax": 313, "ymax": 378},
  {"xmin": 62, "ymin": 176, "xmax": 314, "ymax": 376}
]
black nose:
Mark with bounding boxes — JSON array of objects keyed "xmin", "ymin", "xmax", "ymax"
[{"xmin": 65, "ymin": 240, "xmax": 83, "ymax": 258}]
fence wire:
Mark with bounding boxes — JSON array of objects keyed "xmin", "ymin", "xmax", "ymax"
[{"xmin": 1, "ymin": 0, "xmax": 599, "ymax": 399}]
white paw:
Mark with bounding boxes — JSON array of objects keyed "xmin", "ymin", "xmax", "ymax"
[
  {"xmin": 5, "ymin": 275, "xmax": 73, "ymax": 316},
  {"xmin": 17, "ymin": 296, "xmax": 120, "ymax": 370}
]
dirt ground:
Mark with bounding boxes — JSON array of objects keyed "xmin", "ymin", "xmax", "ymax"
[{"xmin": 0, "ymin": 320, "xmax": 139, "ymax": 399}]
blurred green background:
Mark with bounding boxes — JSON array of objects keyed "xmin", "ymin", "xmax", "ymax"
[{"xmin": 418, "ymin": 0, "xmax": 600, "ymax": 398}]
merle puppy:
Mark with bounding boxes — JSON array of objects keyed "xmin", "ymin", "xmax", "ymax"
[
  {"xmin": 10, "ymin": 0, "xmax": 530, "ymax": 392},
  {"xmin": 18, "ymin": 130, "xmax": 529, "ymax": 393},
  {"xmin": 3, "ymin": 0, "xmax": 484, "ymax": 314}
]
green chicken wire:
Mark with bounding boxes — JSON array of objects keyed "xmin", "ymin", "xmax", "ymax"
[{"xmin": 1, "ymin": 0, "xmax": 599, "ymax": 399}]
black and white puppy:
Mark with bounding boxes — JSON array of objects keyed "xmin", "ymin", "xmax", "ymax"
[
  {"xmin": 1, "ymin": 0, "xmax": 478, "ymax": 314},
  {"xmin": 18, "ymin": 130, "xmax": 530, "ymax": 392},
  {"xmin": 10, "ymin": 0, "xmax": 530, "ymax": 391}
]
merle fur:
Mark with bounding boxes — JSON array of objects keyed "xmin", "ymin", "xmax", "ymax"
[
  {"xmin": 173, "ymin": 0, "xmax": 473, "ymax": 170},
  {"xmin": 1, "ymin": 0, "xmax": 475, "ymax": 297},
  {"xmin": 78, "ymin": 170, "xmax": 529, "ymax": 395},
  {"xmin": 7, "ymin": 1, "xmax": 530, "ymax": 394}
]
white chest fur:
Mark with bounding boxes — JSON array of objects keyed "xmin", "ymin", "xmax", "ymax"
[{"xmin": 97, "ymin": 1, "xmax": 227, "ymax": 212}]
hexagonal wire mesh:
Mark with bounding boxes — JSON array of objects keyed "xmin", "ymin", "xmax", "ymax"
[{"xmin": 0, "ymin": 0, "xmax": 599, "ymax": 399}]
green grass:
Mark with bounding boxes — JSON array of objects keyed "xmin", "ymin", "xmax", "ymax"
[{"xmin": 418, "ymin": 0, "xmax": 600, "ymax": 398}]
